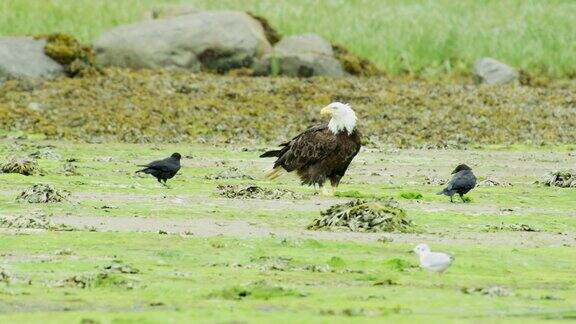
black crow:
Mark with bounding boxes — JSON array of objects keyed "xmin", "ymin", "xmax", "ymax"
[
  {"xmin": 136, "ymin": 153, "xmax": 181, "ymax": 187},
  {"xmin": 437, "ymin": 164, "xmax": 476, "ymax": 202}
]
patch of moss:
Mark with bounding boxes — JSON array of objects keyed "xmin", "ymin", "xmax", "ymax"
[
  {"xmin": 332, "ymin": 44, "xmax": 383, "ymax": 77},
  {"xmin": 399, "ymin": 192, "xmax": 423, "ymax": 200},
  {"xmin": 384, "ymin": 258, "xmax": 417, "ymax": 272},
  {"xmin": 247, "ymin": 12, "xmax": 282, "ymax": 45},
  {"xmin": 0, "ymin": 69, "xmax": 575, "ymax": 147},
  {"xmin": 36, "ymin": 33, "xmax": 100, "ymax": 77},
  {"xmin": 209, "ymin": 281, "xmax": 298, "ymax": 300}
]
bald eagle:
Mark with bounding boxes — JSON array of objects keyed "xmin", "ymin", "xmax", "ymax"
[{"xmin": 260, "ymin": 102, "xmax": 361, "ymax": 196}]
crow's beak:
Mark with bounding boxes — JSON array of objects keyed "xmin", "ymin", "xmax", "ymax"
[{"xmin": 320, "ymin": 106, "xmax": 332, "ymax": 116}]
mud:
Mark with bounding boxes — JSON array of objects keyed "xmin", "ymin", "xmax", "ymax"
[
  {"xmin": 24, "ymin": 215, "xmax": 573, "ymax": 247},
  {"xmin": 477, "ymin": 178, "xmax": 513, "ymax": 187},
  {"xmin": 204, "ymin": 167, "xmax": 254, "ymax": 180}
]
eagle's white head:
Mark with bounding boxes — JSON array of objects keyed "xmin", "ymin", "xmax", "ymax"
[{"xmin": 320, "ymin": 102, "xmax": 357, "ymax": 135}]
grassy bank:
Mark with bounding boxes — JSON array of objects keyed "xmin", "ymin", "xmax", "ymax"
[
  {"xmin": 1, "ymin": 0, "xmax": 575, "ymax": 78},
  {"xmin": 1, "ymin": 139, "xmax": 575, "ymax": 322}
]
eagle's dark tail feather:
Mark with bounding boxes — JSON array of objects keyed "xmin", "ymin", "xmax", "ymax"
[{"xmin": 260, "ymin": 150, "xmax": 282, "ymax": 158}]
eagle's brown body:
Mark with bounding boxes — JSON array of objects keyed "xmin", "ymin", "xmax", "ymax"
[{"xmin": 260, "ymin": 123, "xmax": 361, "ymax": 188}]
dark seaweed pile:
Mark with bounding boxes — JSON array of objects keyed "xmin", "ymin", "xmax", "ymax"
[
  {"xmin": 308, "ymin": 199, "xmax": 416, "ymax": 233},
  {"xmin": 0, "ymin": 69, "xmax": 575, "ymax": 147},
  {"xmin": 539, "ymin": 170, "xmax": 576, "ymax": 188}
]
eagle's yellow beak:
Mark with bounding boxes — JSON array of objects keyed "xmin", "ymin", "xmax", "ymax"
[{"xmin": 320, "ymin": 106, "xmax": 333, "ymax": 116}]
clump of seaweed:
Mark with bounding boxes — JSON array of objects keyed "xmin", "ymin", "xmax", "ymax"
[
  {"xmin": 1, "ymin": 156, "xmax": 40, "ymax": 176},
  {"xmin": 0, "ymin": 268, "xmax": 31, "ymax": 285},
  {"xmin": 462, "ymin": 286, "xmax": 514, "ymax": 297},
  {"xmin": 308, "ymin": 199, "xmax": 416, "ymax": 233},
  {"xmin": 538, "ymin": 170, "xmax": 576, "ymax": 188},
  {"xmin": 60, "ymin": 162, "xmax": 79, "ymax": 176},
  {"xmin": 1, "ymin": 69, "xmax": 575, "ymax": 147},
  {"xmin": 37, "ymin": 33, "xmax": 100, "ymax": 77},
  {"xmin": 16, "ymin": 184, "xmax": 70, "ymax": 203},
  {"xmin": 28, "ymin": 147, "xmax": 61, "ymax": 160},
  {"xmin": 0, "ymin": 211, "xmax": 71, "ymax": 231},
  {"xmin": 247, "ymin": 12, "xmax": 282, "ymax": 44},
  {"xmin": 103, "ymin": 261, "xmax": 140, "ymax": 274},
  {"xmin": 59, "ymin": 272, "xmax": 134, "ymax": 289},
  {"xmin": 483, "ymin": 223, "xmax": 540, "ymax": 232},
  {"xmin": 58, "ymin": 260, "xmax": 139, "ymax": 289},
  {"xmin": 217, "ymin": 184, "xmax": 303, "ymax": 200},
  {"xmin": 332, "ymin": 44, "xmax": 383, "ymax": 76}
]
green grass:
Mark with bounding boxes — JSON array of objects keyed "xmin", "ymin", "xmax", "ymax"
[
  {"xmin": 1, "ymin": 0, "xmax": 575, "ymax": 78},
  {"xmin": 1, "ymin": 232, "xmax": 575, "ymax": 323},
  {"xmin": 1, "ymin": 139, "xmax": 576, "ymax": 322}
]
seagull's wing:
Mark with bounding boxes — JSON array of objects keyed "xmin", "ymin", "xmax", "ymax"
[{"xmin": 421, "ymin": 252, "xmax": 454, "ymax": 268}]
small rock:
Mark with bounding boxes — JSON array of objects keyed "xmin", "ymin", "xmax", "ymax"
[{"xmin": 473, "ymin": 57, "xmax": 518, "ymax": 85}]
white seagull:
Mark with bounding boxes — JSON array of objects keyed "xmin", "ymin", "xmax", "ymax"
[{"xmin": 413, "ymin": 243, "xmax": 454, "ymax": 273}]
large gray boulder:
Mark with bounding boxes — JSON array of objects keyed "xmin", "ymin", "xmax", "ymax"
[
  {"xmin": 0, "ymin": 37, "xmax": 64, "ymax": 83},
  {"xmin": 94, "ymin": 11, "xmax": 272, "ymax": 73},
  {"xmin": 255, "ymin": 33, "xmax": 345, "ymax": 77},
  {"xmin": 473, "ymin": 58, "xmax": 518, "ymax": 85}
]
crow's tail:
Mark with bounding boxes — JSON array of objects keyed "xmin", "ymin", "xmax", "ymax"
[
  {"xmin": 436, "ymin": 190, "xmax": 445, "ymax": 195},
  {"xmin": 260, "ymin": 150, "xmax": 281, "ymax": 158},
  {"xmin": 136, "ymin": 168, "xmax": 150, "ymax": 174}
]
